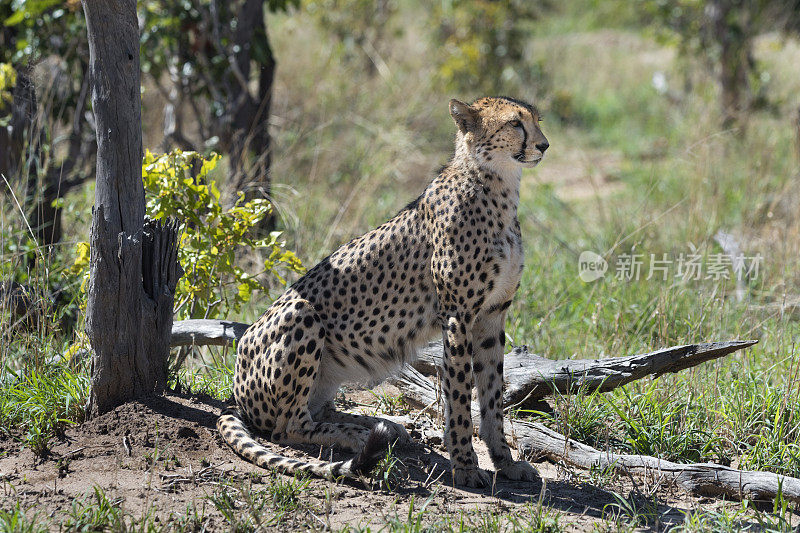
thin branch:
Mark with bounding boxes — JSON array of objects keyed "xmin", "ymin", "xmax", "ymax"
[{"xmin": 517, "ymin": 422, "xmax": 800, "ymax": 504}]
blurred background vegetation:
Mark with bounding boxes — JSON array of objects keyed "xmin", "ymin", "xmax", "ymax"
[{"xmin": 2, "ymin": 0, "xmax": 800, "ymax": 483}]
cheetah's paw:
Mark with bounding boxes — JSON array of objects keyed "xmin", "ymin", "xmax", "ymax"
[
  {"xmin": 452, "ymin": 465, "xmax": 490, "ymax": 488},
  {"xmin": 498, "ymin": 460, "xmax": 540, "ymax": 482}
]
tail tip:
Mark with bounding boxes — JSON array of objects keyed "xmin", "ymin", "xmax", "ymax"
[{"xmin": 351, "ymin": 422, "xmax": 392, "ymax": 475}]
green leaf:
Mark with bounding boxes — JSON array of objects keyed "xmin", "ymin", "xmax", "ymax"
[
  {"xmin": 237, "ymin": 282, "xmax": 252, "ymax": 302},
  {"xmin": 4, "ymin": 10, "xmax": 26, "ymax": 26}
]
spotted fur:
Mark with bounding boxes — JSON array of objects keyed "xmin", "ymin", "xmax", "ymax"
[{"xmin": 218, "ymin": 96, "xmax": 549, "ymax": 487}]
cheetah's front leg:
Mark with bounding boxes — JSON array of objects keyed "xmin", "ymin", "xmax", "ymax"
[
  {"xmin": 442, "ymin": 314, "xmax": 489, "ymax": 488},
  {"xmin": 473, "ymin": 308, "xmax": 539, "ymax": 482}
]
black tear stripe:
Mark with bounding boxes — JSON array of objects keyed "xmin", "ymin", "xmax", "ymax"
[{"xmin": 516, "ymin": 125, "xmax": 528, "ymax": 161}]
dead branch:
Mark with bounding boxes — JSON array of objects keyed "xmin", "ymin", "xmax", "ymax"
[
  {"xmin": 169, "ymin": 320, "xmax": 785, "ymax": 502},
  {"xmin": 171, "ymin": 319, "xmax": 754, "ymax": 411},
  {"xmin": 409, "ymin": 339, "xmax": 756, "ymax": 409},
  {"xmin": 171, "ymin": 319, "xmax": 249, "ymax": 347},
  {"xmin": 516, "ymin": 422, "xmax": 800, "ymax": 504}
]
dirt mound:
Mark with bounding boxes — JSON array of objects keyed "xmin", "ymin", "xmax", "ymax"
[
  {"xmin": 0, "ymin": 394, "xmax": 240, "ymax": 527},
  {"xmin": 77, "ymin": 394, "xmax": 223, "ymax": 457}
]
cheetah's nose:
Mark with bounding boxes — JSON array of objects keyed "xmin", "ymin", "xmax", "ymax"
[{"xmin": 536, "ymin": 141, "xmax": 549, "ymax": 153}]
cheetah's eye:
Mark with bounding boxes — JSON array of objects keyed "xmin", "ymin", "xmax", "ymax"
[{"xmin": 509, "ymin": 120, "xmax": 522, "ymax": 128}]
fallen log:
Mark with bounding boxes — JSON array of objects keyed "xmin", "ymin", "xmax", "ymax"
[
  {"xmin": 518, "ymin": 423, "xmax": 800, "ymax": 504},
  {"xmin": 417, "ymin": 339, "xmax": 757, "ymax": 409},
  {"xmin": 170, "ymin": 319, "xmax": 756, "ymax": 410},
  {"xmin": 392, "ymin": 364, "xmax": 800, "ymax": 504},
  {"xmin": 170, "ymin": 320, "xmax": 784, "ymax": 502},
  {"xmin": 171, "ymin": 319, "xmax": 250, "ymax": 347}
]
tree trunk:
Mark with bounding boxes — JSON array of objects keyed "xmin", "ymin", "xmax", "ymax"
[
  {"xmin": 31, "ymin": 174, "xmax": 63, "ymax": 247},
  {"xmin": 708, "ymin": 0, "xmax": 751, "ymax": 126},
  {"xmin": 83, "ymin": 0, "xmax": 181, "ymax": 417},
  {"xmin": 2, "ymin": 60, "xmax": 93, "ymax": 250},
  {"xmin": 30, "ymin": 63, "xmax": 92, "ymax": 247},
  {"xmin": 6, "ymin": 67, "xmax": 39, "ymax": 184},
  {"xmin": 795, "ymin": 106, "xmax": 800, "ymax": 164},
  {"xmin": 227, "ymin": 0, "xmax": 275, "ymax": 231},
  {"xmin": 4, "ymin": 67, "xmax": 63, "ymax": 247}
]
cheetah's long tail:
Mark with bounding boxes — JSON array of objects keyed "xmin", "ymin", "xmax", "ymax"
[{"xmin": 217, "ymin": 407, "xmax": 390, "ymax": 481}]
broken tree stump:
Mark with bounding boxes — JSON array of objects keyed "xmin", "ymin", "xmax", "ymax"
[{"xmin": 139, "ymin": 217, "xmax": 183, "ymax": 393}]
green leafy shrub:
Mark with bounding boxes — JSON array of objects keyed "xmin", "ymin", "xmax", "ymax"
[
  {"xmin": 72, "ymin": 150, "xmax": 305, "ymax": 321},
  {"xmin": 0, "ymin": 62, "xmax": 15, "ymax": 114},
  {"xmin": 0, "ymin": 360, "xmax": 89, "ymax": 455},
  {"xmin": 142, "ymin": 150, "xmax": 305, "ymax": 319}
]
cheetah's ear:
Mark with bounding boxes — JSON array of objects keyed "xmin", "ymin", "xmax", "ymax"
[{"xmin": 449, "ymin": 99, "xmax": 479, "ymax": 134}]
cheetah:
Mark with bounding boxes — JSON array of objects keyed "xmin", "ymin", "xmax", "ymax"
[{"xmin": 218, "ymin": 96, "xmax": 549, "ymax": 488}]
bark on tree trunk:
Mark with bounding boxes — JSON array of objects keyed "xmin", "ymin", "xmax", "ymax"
[{"xmin": 83, "ymin": 0, "xmax": 181, "ymax": 418}]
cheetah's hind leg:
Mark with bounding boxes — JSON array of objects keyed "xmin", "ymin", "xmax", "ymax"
[
  {"xmin": 265, "ymin": 299, "xmax": 382, "ymax": 453},
  {"xmin": 220, "ymin": 298, "xmax": 392, "ymax": 481}
]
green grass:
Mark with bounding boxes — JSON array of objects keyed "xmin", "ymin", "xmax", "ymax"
[
  {"xmin": 0, "ymin": 486, "xmax": 211, "ymax": 532},
  {"xmin": 170, "ymin": 347, "xmax": 235, "ymax": 400},
  {"xmin": 0, "ymin": 503, "xmax": 48, "ymax": 533},
  {"xmin": 674, "ymin": 497, "xmax": 797, "ymax": 533},
  {"xmin": 0, "ymin": 358, "xmax": 89, "ymax": 455},
  {"xmin": 209, "ymin": 473, "xmax": 317, "ymax": 530},
  {"xmin": 344, "ymin": 495, "xmax": 565, "ymax": 533}
]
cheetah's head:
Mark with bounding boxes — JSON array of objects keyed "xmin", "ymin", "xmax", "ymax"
[{"xmin": 449, "ymin": 96, "xmax": 548, "ymax": 172}]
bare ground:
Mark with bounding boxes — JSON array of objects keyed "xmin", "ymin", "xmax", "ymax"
[{"xmin": 0, "ymin": 387, "xmax": 766, "ymax": 531}]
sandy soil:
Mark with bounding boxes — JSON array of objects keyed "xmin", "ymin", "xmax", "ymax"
[{"xmin": 0, "ymin": 388, "xmax": 758, "ymax": 531}]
